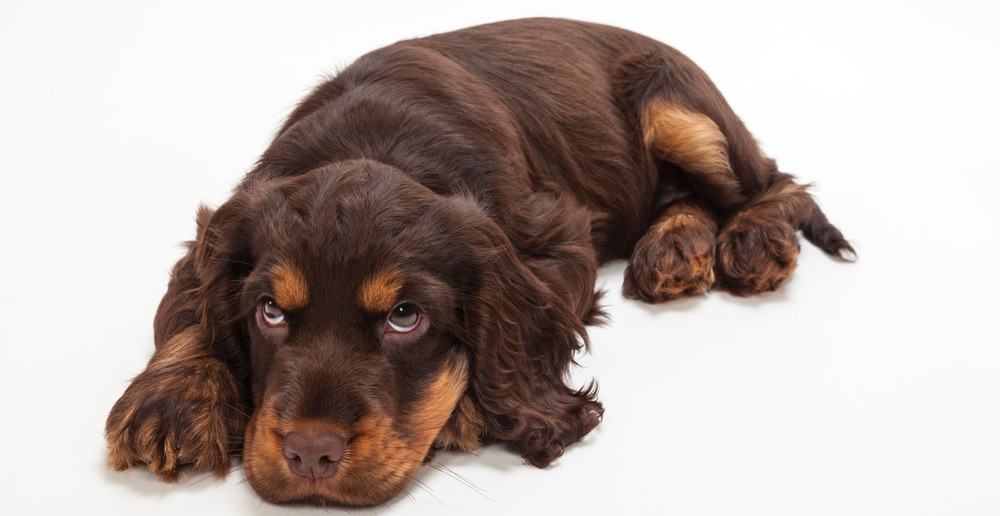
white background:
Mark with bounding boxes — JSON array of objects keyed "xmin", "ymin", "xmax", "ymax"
[{"xmin": 2, "ymin": 1, "xmax": 998, "ymax": 514}]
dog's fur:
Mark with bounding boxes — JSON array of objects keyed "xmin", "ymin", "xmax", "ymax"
[{"xmin": 106, "ymin": 18, "xmax": 852, "ymax": 506}]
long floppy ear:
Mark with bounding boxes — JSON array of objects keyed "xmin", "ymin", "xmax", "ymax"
[
  {"xmin": 155, "ymin": 202, "xmax": 251, "ymax": 359},
  {"xmin": 188, "ymin": 192, "xmax": 259, "ymax": 373},
  {"xmin": 105, "ymin": 191, "xmax": 256, "ymax": 480},
  {"xmin": 458, "ymin": 198, "xmax": 604, "ymax": 467}
]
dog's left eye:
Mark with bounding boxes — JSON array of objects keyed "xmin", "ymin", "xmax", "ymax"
[
  {"xmin": 259, "ymin": 299, "xmax": 286, "ymax": 327},
  {"xmin": 386, "ymin": 302, "xmax": 421, "ymax": 333}
]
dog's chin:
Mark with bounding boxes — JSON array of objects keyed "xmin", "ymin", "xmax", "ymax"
[
  {"xmin": 245, "ymin": 468, "xmax": 417, "ymax": 508},
  {"xmin": 244, "ymin": 457, "xmax": 419, "ymax": 507},
  {"xmin": 247, "ymin": 472, "xmax": 416, "ymax": 508}
]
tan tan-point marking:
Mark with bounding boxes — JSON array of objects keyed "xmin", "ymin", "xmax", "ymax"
[
  {"xmin": 272, "ymin": 261, "xmax": 309, "ymax": 310},
  {"xmin": 643, "ymin": 99, "xmax": 731, "ymax": 175},
  {"xmin": 652, "ymin": 213, "xmax": 699, "ymax": 237},
  {"xmin": 411, "ymin": 355, "xmax": 470, "ymax": 444},
  {"xmin": 434, "ymin": 395, "xmax": 485, "ymax": 452},
  {"xmin": 358, "ymin": 268, "xmax": 404, "ymax": 313}
]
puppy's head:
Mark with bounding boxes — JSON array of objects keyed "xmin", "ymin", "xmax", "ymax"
[{"xmin": 192, "ymin": 160, "xmax": 601, "ymax": 505}]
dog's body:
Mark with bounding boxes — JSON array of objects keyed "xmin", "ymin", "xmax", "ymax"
[{"xmin": 106, "ymin": 18, "xmax": 852, "ymax": 506}]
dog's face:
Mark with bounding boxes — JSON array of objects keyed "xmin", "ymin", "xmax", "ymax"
[
  {"xmin": 186, "ymin": 159, "xmax": 601, "ymax": 506},
  {"xmin": 216, "ymin": 161, "xmax": 477, "ymax": 504}
]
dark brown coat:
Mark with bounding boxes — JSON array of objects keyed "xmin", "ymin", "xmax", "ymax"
[{"xmin": 106, "ymin": 18, "xmax": 852, "ymax": 506}]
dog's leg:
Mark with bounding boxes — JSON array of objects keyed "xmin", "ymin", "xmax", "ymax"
[
  {"xmin": 623, "ymin": 197, "xmax": 717, "ymax": 302},
  {"xmin": 617, "ymin": 50, "xmax": 853, "ymax": 296},
  {"xmin": 106, "ymin": 214, "xmax": 247, "ymax": 481}
]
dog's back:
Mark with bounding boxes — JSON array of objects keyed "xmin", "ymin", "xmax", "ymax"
[{"xmin": 261, "ymin": 19, "xmax": 673, "ymax": 259}]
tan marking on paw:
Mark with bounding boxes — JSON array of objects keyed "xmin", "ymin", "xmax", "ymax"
[
  {"xmin": 652, "ymin": 249, "xmax": 716, "ymax": 300},
  {"xmin": 652, "ymin": 213, "xmax": 699, "ymax": 236}
]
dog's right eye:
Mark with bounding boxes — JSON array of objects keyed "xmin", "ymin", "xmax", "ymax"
[
  {"xmin": 258, "ymin": 299, "xmax": 286, "ymax": 328},
  {"xmin": 386, "ymin": 302, "xmax": 421, "ymax": 333}
]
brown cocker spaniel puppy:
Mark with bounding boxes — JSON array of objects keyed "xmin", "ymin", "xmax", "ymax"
[{"xmin": 105, "ymin": 18, "xmax": 853, "ymax": 506}]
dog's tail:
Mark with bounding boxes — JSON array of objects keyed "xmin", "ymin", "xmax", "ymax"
[{"xmin": 800, "ymin": 192, "xmax": 856, "ymax": 261}]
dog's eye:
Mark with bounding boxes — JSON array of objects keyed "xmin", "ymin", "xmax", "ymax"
[
  {"xmin": 386, "ymin": 302, "xmax": 421, "ymax": 333},
  {"xmin": 259, "ymin": 299, "xmax": 286, "ymax": 327}
]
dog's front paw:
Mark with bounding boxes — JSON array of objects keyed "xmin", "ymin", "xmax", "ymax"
[
  {"xmin": 105, "ymin": 357, "xmax": 245, "ymax": 481},
  {"xmin": 717, "ymin": 212, "xmax": 800, "ymax": 295}
]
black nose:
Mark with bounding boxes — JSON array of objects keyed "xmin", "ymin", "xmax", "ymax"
[{"xmin": 283, "ymin": 430, "xmax": 347, "ymax": 480}]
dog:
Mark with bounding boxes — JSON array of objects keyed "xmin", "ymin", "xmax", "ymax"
[{"xmin": 105, "ymin": 17, "xmax": 853, "ymax": 506}]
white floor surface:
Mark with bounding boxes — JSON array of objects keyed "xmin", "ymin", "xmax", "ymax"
[{"xmin": 2, "ymin": 1, "xmax": 998, "ymax": 514}]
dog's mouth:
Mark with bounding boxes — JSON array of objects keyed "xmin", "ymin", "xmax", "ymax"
[{"xmin": 242, "ymin": 357, "xmax": 468, "ymax": 506}]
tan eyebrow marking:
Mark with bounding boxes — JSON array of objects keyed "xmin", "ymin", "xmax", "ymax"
[
  {"xmin": 358, "ymin": 268, "xmax": 404, "ymax": 313},
  {"xmin": 271, "ymin": 261, "xmax": 309, "ymax": 310}
]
